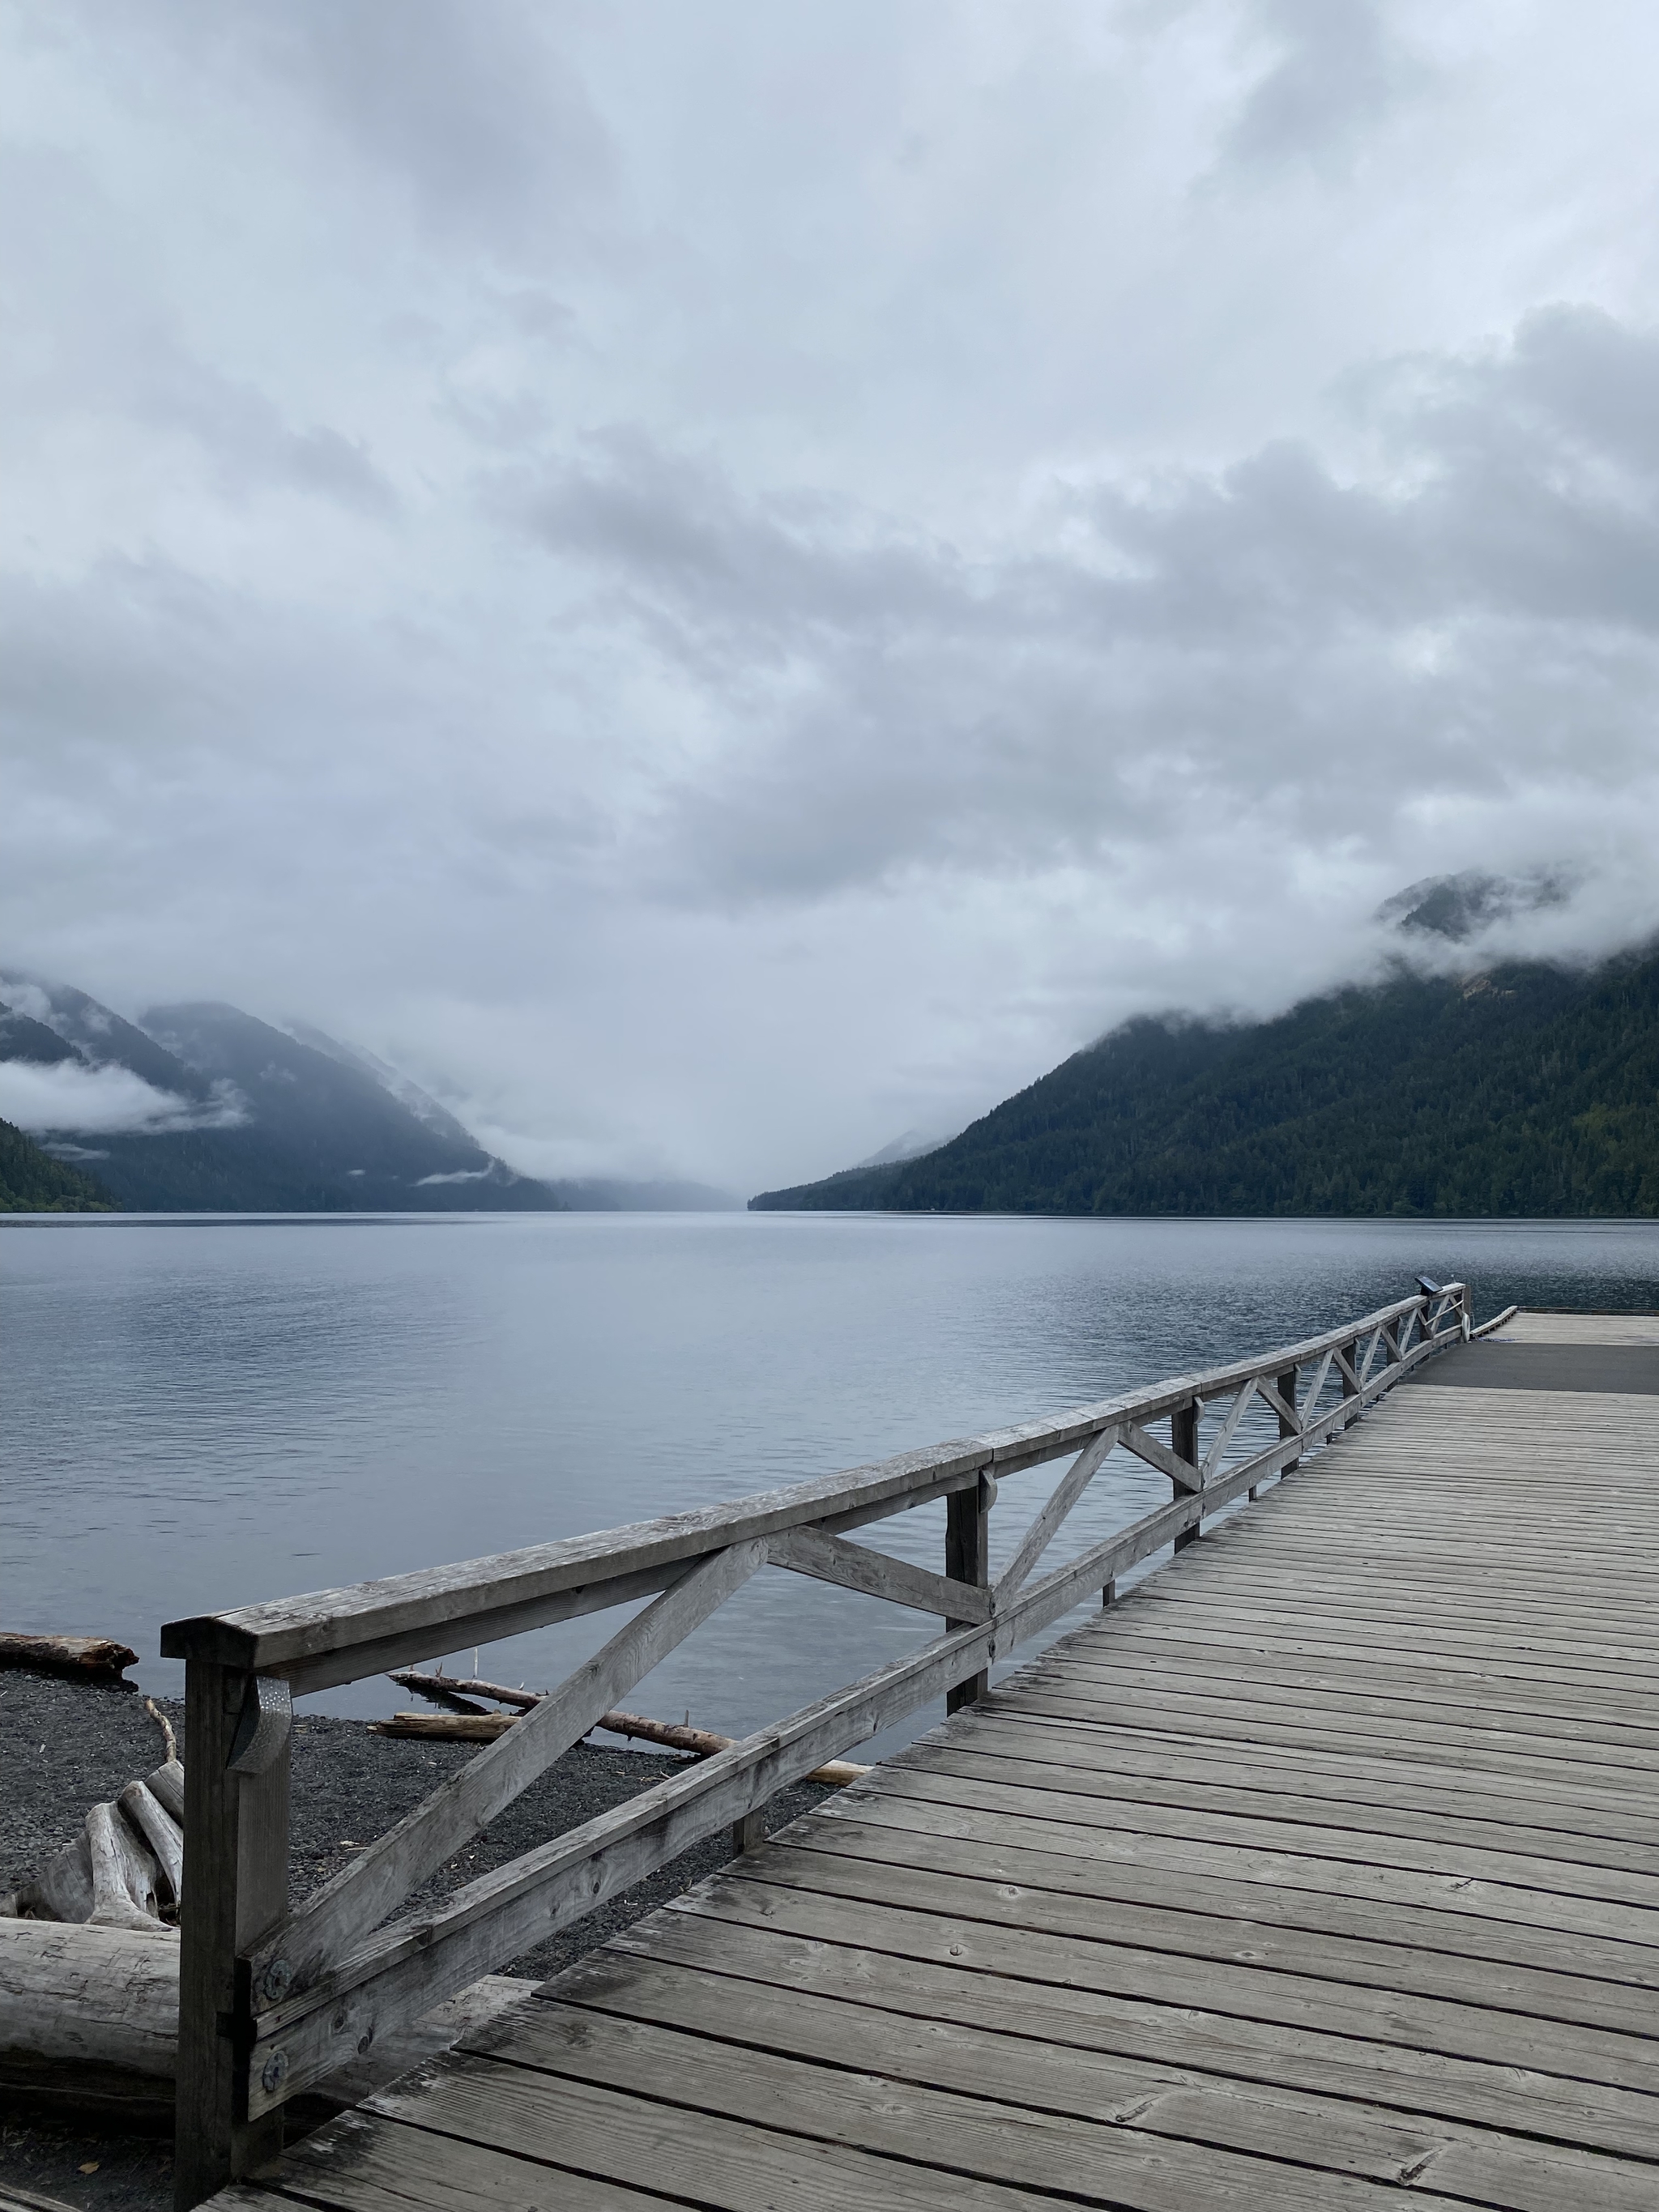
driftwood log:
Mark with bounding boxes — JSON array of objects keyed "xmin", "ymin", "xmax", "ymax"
[
  {"xmin": 0, "ymin": 1724, "xmax": 541, "ymax": 2123},
  {"xmin": 0, "ymin": 1920, "xmax": 534, "ymax": 2123},
  {"xmin": 1, "ymin": 1762, "xmax": 184, "ymax": 1927},
  {"xmin": 377, "ymin": 1680, "xmax": 869, "ymax": 1784},
  {"xmin": 0, "ymin": 1632, "xmax": 137, "ymax": 1680}
]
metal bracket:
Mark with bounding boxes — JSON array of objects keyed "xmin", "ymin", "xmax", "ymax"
[{"xmin": 228, "ymin": 1675, "xmax": 292, "ymax": 1775}]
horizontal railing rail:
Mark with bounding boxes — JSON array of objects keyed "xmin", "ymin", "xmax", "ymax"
[{"xmin": 166, "ymin": 1278, "xmax": 1470, "ymax": 2208}]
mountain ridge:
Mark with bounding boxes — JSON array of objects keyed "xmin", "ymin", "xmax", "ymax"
[
  {"xmin": 751, "ymin": 941, "xmax": 1659, "ymax": 1218},
  {"xmin": 0, "ymin": 979, "xmax": 736, "ymax": 1213}
]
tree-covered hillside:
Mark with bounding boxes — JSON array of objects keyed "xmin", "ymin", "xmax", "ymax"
[
  {"xmin": 752, "ymin": 950, "xmax": 1659, "ymax": 1218},
  {"xmin": 0, "ymin": 1118, "xmax": 118, "ymax": 1212}
]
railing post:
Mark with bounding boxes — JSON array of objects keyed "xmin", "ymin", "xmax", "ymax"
[
  {"xmin": 1172, "ymin": 1400, "xmax": 1201, "ymax": 1550},
  {"xmin": 175, "ymin": 1659, "xmax": 291, "ymax": 2211},
  {"xmin": 1276, "ymin": 1366, "xmax": 1301, "ymax": 1473},
  {"xmin": 730, "ymin": 1806, "xmax": 766, "ymax": 1856},
  {"xmin": 945, "ymin": 1473, "xmax": 992, "ymax": 1713},
  {"xmin": 1341, "ymin": 1343, "xmax": 1359, "ymax": 1404}
]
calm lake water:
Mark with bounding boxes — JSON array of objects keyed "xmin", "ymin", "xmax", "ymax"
[{"xmin": 5, "ymin": 1213, "xmax": 1657, "ymax": 1755}]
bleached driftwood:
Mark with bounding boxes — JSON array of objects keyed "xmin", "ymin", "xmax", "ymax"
[
  {"xmin": 0, "ymin": 1919, "xmax": 534, "ymax": 2121},
  {"xmin": 0, "ymin": 1918, "xmax": 178, "ymax": 2120},
  {"xmin": 0, "ymin": 1728, "xmax": 539, "ymax": 2121},
  {"xmin": 0, "ymin": 1762, "xmax": 183, "ymax": 1927},
  {"xmin": 120, "ymin": 1779, "xmax": 184, "ymax": 1907}
]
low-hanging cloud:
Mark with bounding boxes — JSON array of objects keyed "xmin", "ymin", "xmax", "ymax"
[{"xmin": 0, "ymin": 1059, "xmax": 245, "ymax": 1136}]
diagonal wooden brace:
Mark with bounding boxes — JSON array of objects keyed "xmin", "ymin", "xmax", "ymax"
[
  {"xmin": 992, "ymin": 1424, "xmax": 1124, "ymax": 1605},
  {"xmin": 1198, "ymin": 1380, "xmax": 1258, "ymax": 1483},
  {"xmin": 1252, "ymin": 1375, "xmax": 1299, "ymax": 1432},
  {"xmin": 249, "ymin": 1536, "xmax": 767, "ymax": 2005},
  {"xmin": 768, "ymin": 1525, "xmax": 992, "ymax": 1621},
  {"xmin": 1121, "ymin": 1420, "xmax": 1203, "ymax": 1494}
]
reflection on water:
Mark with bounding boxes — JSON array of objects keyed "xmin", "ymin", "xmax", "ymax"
[{"xmin": 5, "ymin": 1212, "xmax": 1657, "ymax": 1754}]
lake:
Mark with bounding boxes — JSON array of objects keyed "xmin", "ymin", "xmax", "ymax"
[{"xmin": 5, "ymin": 1212, "xmax": 1657, "ymax": 1756}]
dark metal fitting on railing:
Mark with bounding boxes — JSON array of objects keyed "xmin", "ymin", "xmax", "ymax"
[
  {"xmin": 228, "ymin": 1676, "xmax": 292, "ymax": 1776},
  {"xmin": 257, "ymin": 1957, "xmax": 293, "ymax": 2005}
]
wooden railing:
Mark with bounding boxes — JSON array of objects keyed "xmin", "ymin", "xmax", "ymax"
[{"xmin": 163, "ymin": 1277, "xmax": 1470, "ymax": 2205}]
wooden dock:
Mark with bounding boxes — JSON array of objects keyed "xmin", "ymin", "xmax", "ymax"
[{"xmin": 191, "ymin": 1300, "xmax": 1659, "ymax": 2210}]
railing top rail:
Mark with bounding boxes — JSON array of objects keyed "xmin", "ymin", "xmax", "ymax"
[{"xmin": 161, "ymin": 1284, "xmax": 1463, "ymax": 1675}]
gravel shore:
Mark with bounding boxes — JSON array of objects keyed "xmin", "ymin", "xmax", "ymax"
[{"xmin": 1, "ymin": 1668, "xmax": 834, "ymax": 2210}]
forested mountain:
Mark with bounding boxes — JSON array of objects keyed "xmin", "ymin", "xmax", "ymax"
[
  {"xmin": 0, "ymin": 978, "xmax": 737, "ymax": 1213},
  {"xmin": 752, "ymin": 946, "xmax": 1659, "ymax": 1218},
  {"xmin": 0, "ymin": 982, "xmax": 559, "ymax": 1213},
  {"xmin": 0, "ymin": 1117, "xmax": 117, "ymax": 1213}
]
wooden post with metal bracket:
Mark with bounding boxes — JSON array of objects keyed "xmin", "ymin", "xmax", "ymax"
[{"xmin": 173, "ymin": 1664, "xmax": 291, "ymax": 2212}]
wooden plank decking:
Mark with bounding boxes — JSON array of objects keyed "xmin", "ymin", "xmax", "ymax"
[{"xmin": 214, "ymin": 1311, "xmax": 1659, "ymax": 2211}]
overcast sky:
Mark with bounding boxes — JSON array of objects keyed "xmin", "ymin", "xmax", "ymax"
[{"xmin": 6, "ymin": 1, "xmax": 1659, "ymax": 1190}]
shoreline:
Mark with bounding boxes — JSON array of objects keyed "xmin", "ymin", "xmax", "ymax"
[{"xmin": 1, "ymin": 1668, "xmax": 832, "ymax": 2211}]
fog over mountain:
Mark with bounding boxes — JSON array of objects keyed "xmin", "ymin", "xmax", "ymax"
[
  {"xmin": 0, "ymin": 978, "xmax": 736, "ymax": 1210},
  {"xmin": 754, "ymin": 880, "xmax": 1659, "ymax": 1216},
  {"xmin": 6, "ymin": 4, "xmax": 1659, "ymax": 1188}
]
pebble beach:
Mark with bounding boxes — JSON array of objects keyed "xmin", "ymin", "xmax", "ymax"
[{"xmin": 0, "ymin": 1668, "xmax": 833, "ymax": 2211}]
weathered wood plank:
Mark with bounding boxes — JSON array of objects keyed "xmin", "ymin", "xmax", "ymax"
[
  {"xmin": 808, "ymin": 1786, "xmax": 1659, "ymax": 1948},
  {"xmin": 1197, "ymin": 1377, "xmax": 1257, "ymax": 1481},
  {"xmin": 1032, "ymin": 1633, "xmax": 1659, "ymax": 1732},
  {"xmin": 711, "ymin": 1847, "xmax": 1659, "ymax": 2036},
  {"xmin": 992, "ymin": 1674, "xmax": 1659, "ymax": 1775},
  {"xmin": 365, "ymin": 2029, "xmax": 1481, "ymax": 2212},
  {"xmin": 532, "ymin": 1931, "xmax": 1654, "ymax": 2210},
  {"xmin": 582, "ymin": 1908, "xmax": 1659, "ymax": 2152},
  {"xmin": 245, "ymin": 1605, "xmax": 999, "ymax": 2112},
  {"xmin": 957, "ymin": 1703, "xmax": 1659, "ymax": 1826},
  {"xmin": 861, "ymin": 1758, "xmax": 1659, "ymax": 1916},
  {"xmin": 1116, "ymin": 1581, "xmax": 1659, "ymax": 1665},
  {"xmin": 215, "ymin": 2105, "xmax": 680, "ymax": 2210},
  {"xmin": 919, "ymin": 1716, "xmax": 1659, "ymax": 1857}
]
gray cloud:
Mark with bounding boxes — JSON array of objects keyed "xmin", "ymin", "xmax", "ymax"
[
  {"xmin": 1221, "ymin": 0, "xmax": 1421, "ymax": 174},
  {"xmin": 4, "ymin": 2, "xmax": 1659, "ymax": 1187},
  {"xmin": 491, "ymin": 307, "xmax": 1659, "ymax": 912},
  {"xmin": 1, "ymin": 146, "xmax": 399, "ymax": 516},
  {"xmin": 23, "ymin": 0, "xmax": 616, "ymax": 253}
]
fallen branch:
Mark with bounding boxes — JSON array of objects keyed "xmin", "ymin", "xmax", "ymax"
[
  {"xmin": 596, "ymin": 1708, "xmax": 736, "ymax": 1759},
  {"xmin": 371, "ymin": 1697, "xmax": 868, "ymax": 1784},
  {"xmin": 0, "ymin": 1633, "xmax": 137, "ymax": 1681},
  {"xmin": 143, "ymin": 1698, "xmax": 177, "ymax": 1763},
  {"xmin": 389, "ymin": 1668, "xmax": 527, "ymax": 1713}
]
